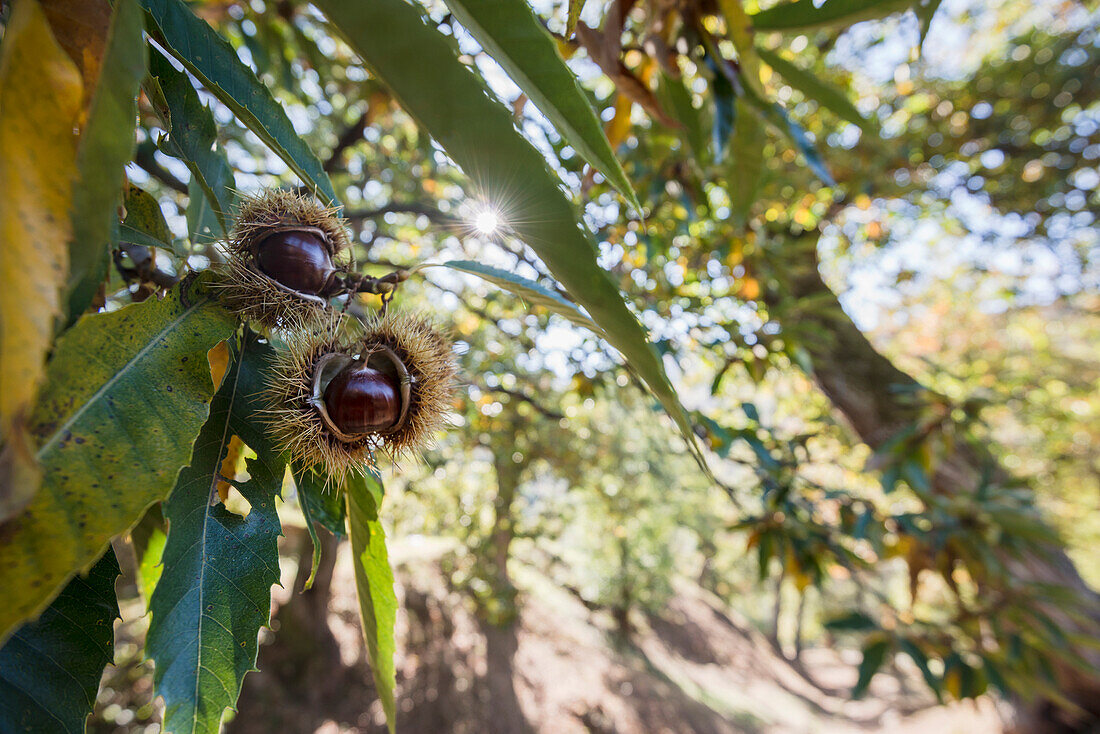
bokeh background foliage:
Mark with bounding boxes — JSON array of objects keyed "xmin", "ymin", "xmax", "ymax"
[{"xmin": 0, "ymin": 0, "xmax": 1097, "ymax": 732}]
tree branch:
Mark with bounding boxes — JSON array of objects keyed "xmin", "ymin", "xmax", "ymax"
[
  {"xmin": 134, "ymin": 143, "xmax": 188, "ymax": 195},
  {"xmin": 323, "ymin": 108, "xmax": 369, "ymax": 172},
  {"xmin": 344, "ymin": 202, "xmax": 460, "ymax": 226}
]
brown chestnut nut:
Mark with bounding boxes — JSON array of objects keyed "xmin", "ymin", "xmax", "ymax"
[
  {"xmin": 255, "ymin": 230, "xmax": 337, "ymax": 295},
  {"xmin": 323, "ymin": 363, "xmax": 402, "ymax": 435}
]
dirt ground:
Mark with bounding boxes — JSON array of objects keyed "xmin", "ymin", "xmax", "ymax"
[{"xmin": 222, "ymin": 537, "xmax": 1007, "ymax": 734}]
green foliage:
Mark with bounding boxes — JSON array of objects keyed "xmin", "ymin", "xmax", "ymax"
[
  {"xmin": 138, "ymin": 0, "xmax": 337, "ymax": 204},
  {"xmin": 430, "ymin": 260, "xmax": 603, "ymax": 335},
  {"xmin": 145, "ymin": 48, "xmax": 236, "ymax": 239},
  {"xmin": 345, "ymin": 470, "xmax": 398, "ymax": 734},
  {"xmin": 755, "ymin": 47, "xmax": 874, "ymax": 135},
  {"xmin": 441, "ymin": 0, "xmax": 640, "ymax": 211},
  {"xmin": 1, "ymin": 0, "xmax": 1098, "ymax": 728},
  {"xmin": 750, "ymin": 0, "xmax": 915, "ymax": 33},
  {"xmin": 121, "ymin": 184, "xmax": 176, "ymax": 252},
  {"xmin": 295, "ymin": 463, "xmax": 346, "ymax": 590},
  {"xmin": 656, "ymin": 71, "xmax": 709, "ymax": 164},
  {"xmin": 0, "ymin": 548, "xmax": 120, "ymax": 733},
  {"xmin": 313, "ymin": 0, "xmax": 707, "ymax": 471},
  {"xmin": 66, "ymin": 0, "xmax": 145, "ymax": 322},
  {"xmin": 852, "ymin": 637, "xmax": 890, "ymax": 698},
  {"xmin": 131, "ymin": 504, "xmax": 167, "ymax": 606},
  {"xmin": 728, "ymin": 98, "xmax": 766, "ymax": 227},
  {"xmin": 0, "ymin": 277, "xmax": 235, "ymax": 642},
  {"xmin": 147, "ymin": 335, "xmax": 284, "ymax": 734}
]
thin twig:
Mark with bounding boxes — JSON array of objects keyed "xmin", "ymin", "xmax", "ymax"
[{"xmin": 134, "ymin": 144, "xmax": 188, "ymax": 194}]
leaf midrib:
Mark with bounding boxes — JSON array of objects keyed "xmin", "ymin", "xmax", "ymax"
[
  {"xmin": 190, "ymin": 338, "xmax": 245, "ymax": 734},
  {"xmin": 35, "ymin": 297, "xmax": 211, "ymax": 461}
]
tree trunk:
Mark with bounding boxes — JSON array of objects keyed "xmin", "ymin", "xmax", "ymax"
[
  {"xmin": 483, "ymin": 449, "xmax": 525, "ymax": 625},
  {"xmin": 768, "ymin": 568, "xmax": 784, "ymax": 647},
  {"xmin": 776, "ymin": 243, "xmax": 1100, "ymax": 732}
]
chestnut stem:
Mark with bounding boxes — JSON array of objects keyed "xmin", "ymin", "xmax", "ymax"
[{"xmin": 336, "ymin": 269, "xmax": 410, "ymax": 295}]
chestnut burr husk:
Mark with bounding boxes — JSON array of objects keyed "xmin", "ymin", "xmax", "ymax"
[
  {"xmin": 211, "ymin": 190, "xmax": 352, "ymax": 330},
  {"xmin": 264, "ymin": 312, "xmax": 457, "ymax": 475}
]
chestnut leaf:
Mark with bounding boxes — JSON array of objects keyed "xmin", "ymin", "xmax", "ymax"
[
  {"xmin": 313, "ymin": 0, "xmax": 709, "ymax": 474},
  {"xmin": 293, "ymin": 463, "xmax": 346, "ymax": 591},
  {"xmin": 0, "ymin": 548, "xmax": 121, "ymax": 733},
  {"xmin": 65, "ymin": 0, "xmax": 146, "ymax": 324},
  {"xmin": 0, "ymin": 275, "xmax": 236, "ymax": 643},
  {"xmin": 145, "ymin": 48, "xmax": 236, "ymax": 242},
  {"xmin": 0, "ymin": 0, "xmax": 83, "ymax": 522},
  {"xmin": 147, "ymin": 333, "xmax": 285, "ymax": 734},
  {"xmin": 345, "ymin": 470, "xmax": 397, "ymax": 734},
  {"xmin": 439, "ymin": 0, "xmax": 641, "ymax": 213},
  {"xmin": 139, "ymin": 0, "xmax": 338, "ymax": 205}
]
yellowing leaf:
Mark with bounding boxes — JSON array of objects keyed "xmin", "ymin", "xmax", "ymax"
[
  {"xmin": 208, "ymin": 338, "xmax": 231, "ymax": 389},
  {"xmin": 40, "ymin": 0, "xmax": 112, "ymax": 116},
  {"xmin": 0, "ymin": 0, "xmax": 83, "ymax": 519},
  {"xmin": 606, "ymin": 94, "xmax": 633, "ymax": 150},
  {"xmin": 216, "ymin": 435, "xmax": 245, "ymax": 503},
  {"xmin": 0, "ymin": 280, "xmax": 235, "ymax": 642}
]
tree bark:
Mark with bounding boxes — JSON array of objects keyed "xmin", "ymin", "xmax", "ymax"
[
  {"xmin": 776, "ymin": 241, "xmax": 1100, "ymax": 732},
  {"xmin": 483, "ymin": 447, "xmax": 527, "ymax": 626}
]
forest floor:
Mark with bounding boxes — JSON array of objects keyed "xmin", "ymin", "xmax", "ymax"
[{"xmin": 221, "ymin": 535, "xmax": 1007, "ymax": 734}]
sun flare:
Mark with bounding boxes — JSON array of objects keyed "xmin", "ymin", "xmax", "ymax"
[{"xmin": 473, "ymin": 208, "xmax": 500, "ymax": 236}]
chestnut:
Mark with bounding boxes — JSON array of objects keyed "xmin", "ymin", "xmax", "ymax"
[
  {"xmin": 255, "ymin": 229, "xmax": 337, "ymax": 295},
  {"xmin": 323, "ymin": 363, "xmax": 402, "ymax": 435}
]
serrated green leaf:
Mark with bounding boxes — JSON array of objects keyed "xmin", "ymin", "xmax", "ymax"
[
  {"xmin": 186, "ymin": 176, "xmax": 224, "ymax": 250},
  {"xmin": 139, "ymin": 0, "xmax": 337, "ymax": 204},
  {"xmin": 0, "ymin": 548, "xmax": 120, "ymax": 734},
  {"xmin": 345, "ymin": 470, "xmax": 397, "ymax": 734},
  {"xmin": 429, "ymin": 260, "xmax": 603, "ymax": 335},
  {"xmin": 296, "ymin": 466, "xmax": 346, "ymax": 539},
  {"xmin": 294, "ymin": 464, "xmax": 345, "ymax": 591},
  {"xmin": 66, "ymin": 0, "xmax": 146, "ymax": 323},
  {"xmin": 146, "ymin": 48, "xmax": 236, "ymax": 240},
  {"xmin": 0, "ymin": 0, "xmax": 82, "ymax": 521},
  {"xmin": 123, "ymin": 183, "xmax": 173, "ymax": 244},
  {"xmin": 119, "ymin": 222, "xmax": 186, "ymax": 260},
  {"xmin": 756, "ymin": 47, "xmax": 874, "ymax": 134},
  {"xmin": 750, "ymin": 0, "xmax": 914, "ymax": 33},
  {"xmin": 0, "ymin": 277, "xmax": 236, "ymax": 643},
  {"xmin": 148, "ymin": 334, "xmax": 284, "ymax": 734},
  {"xmin": 439, "ymin": 0, "xmax": 639, "ymax": 212},
  {"xmin": 313, "ymin": 0, "xmax": 707, "ymax": 471},
  {"xmin": 852, "ymin": 638, "xmax": 890, "ymax": 698}
]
